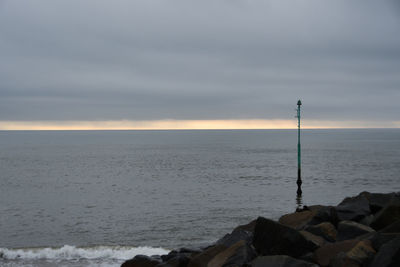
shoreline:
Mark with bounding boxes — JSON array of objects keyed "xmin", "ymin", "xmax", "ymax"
[{"xmin": 122, "ymin": 191, "xmax": 400, "ymax": 267}]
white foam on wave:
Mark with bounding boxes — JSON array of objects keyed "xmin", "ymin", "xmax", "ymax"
[{"xmin": 0, "ymin": 245, "xmax": 169, "ymax": 260}]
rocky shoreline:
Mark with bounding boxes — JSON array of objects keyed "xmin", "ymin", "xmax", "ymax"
[{"xmin": 121, "ymin": 191, "xmax": 400, "ymax": 267}]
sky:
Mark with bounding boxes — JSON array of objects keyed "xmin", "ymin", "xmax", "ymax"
[{"xmin": 0, "ymin": 0, "xmax": 399, "ymax": 130}]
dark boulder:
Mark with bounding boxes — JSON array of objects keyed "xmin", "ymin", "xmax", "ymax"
[
  {"xmin": 121, "ymin": 255, "xmax": 161, "ymax": 267},
  {"xmin": 299, "ymin": 230, "xmax": 326, "ymax": 248},
  {"xmin": 208, "ymin": 240, "xmax": 256, "ymax": 267},
  {"xmin": 313, "ymin": 239, "xmax": 359, "ymax": 266},
  {"xmin": 379, "ymin": 219, "xmax": 400, "ymax": 233},
  {"xmin": 279, "ymin": 205, "xmax": 324, "ymax": 230},
  {"xmin": 370, "ymin": 204, "xmax": 400, "ymax": 231},
  {"xmin": 329, "ymin": 240, "xmax": 375, "ymax": 267},
  {"xmin": 305, "ymin": 222, "xmax": 337, "ymax": 242},
  {"xmin": 158, "ymin": 254, "xmax": 190, "ymax": 267},
  {"xmin": 361, "ymin": 192, "xmax": 398, "ymax": 214},
  {"xmin": 252, "ymin": 217, "xmax": 317, "ymax": 258},
  {"xmin": 187, "ymin": 245, "xmax": 226, "ymax": 267},
  {"xmin": 337, "ymin": 220, "xmax": 375, "ymax": 241},
  {"xmin": 368, "ymin": 236, "xmax": 400, "ymax": 267},
  {"xmin": 216, "ymin": 224, "xmax": 254, "ymax": 247},
  {"xmin": 368, "ymin": 232, "xmax": 400, "ymax": 251},
  {"xmin": 251, "ymin": 255, "xmax": 318, "ymax": 267},
  {"xmin": 308, "ymin": 206, "xmax": 339, "ymax": 227},
  {"xmin": 335, "ymin": 194, "xmax": 371, "ymax": 222}
]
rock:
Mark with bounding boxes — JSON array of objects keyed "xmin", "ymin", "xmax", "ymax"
[
  {"xmin": 335, "ymin": 194, "xmax": 371, "ymax": 222},
  {"xmin": 279, "ymin": 206, "xmax": 323, "ymax": 230},
  {"xmin": 251, "ymin": 255, "xmax": 318, "ymax": 267},
  {"xmin": 361, "ymin": 192, "xmax": 399, "ymax": 214},
  {"xmin": 233, "ymin": 219, "xmax": 257, "ymax": 233},
  {"xmin": 368, "ymin": 236, "xmax": 400, "ymax": 267},
  {"xmin": 337, "ymin": 220, "xmax": 375, "ymax": 241},
  {"xmin": 370, "ymin": 204, "xmax": 400, "ymax": 231},
  {"xmin": 368, "ymin": 232, "xmax": 399, "ymax": 251},
  {"xmin": 178, "ymin": 247, "xmax": 202, "ymax": 254},
  {"xmin": 121, "ymin": 255, "xmax": 161, "ymax": 267},
  {"xmin": 379, "ymin": 219, "xmax": 400, "ymax": 233},
  {"xmin": 252, "ymin": 217, "xmax": 317, "ymax": 258},
  {"xmin": 308, "ymin": 206, "xmax": 339, "ymax": 227},
  {"xmin": 299, "ymin": 230, "xmax": 326, "ymax": 248},
  {"xmin": 158, "ymin": 254, "xmax": 190, "ymax": 267},
  {"xmin": 359, "ymin": 214, "xmax": 375, "ymax": 226},
  {"xmin": 305, "ymin": 222, "xmax": 337, "ymax": 242},
  {"xmin": 345, "ymin": 240, "xmax": 375, "ymax": 264},
  {"xmin": 329, "ymin": 252, "xmax": 359, "ymax": 267},
  {"xmin": 187, "ymin": 245, "xmax": 226, "ymax": 267},
  {"xmin": 216, "ymin": 224, "xmax": 254, "ymax": 247},
  {"xmin": 207, "ymin": 240, "xmax": 256, "ymax": 267},
  {"xmin": 313, "ymin": 239, "xmax": 359, "ymax": 266}
]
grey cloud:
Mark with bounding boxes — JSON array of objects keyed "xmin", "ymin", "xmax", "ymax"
[{"xmin": 0, "ymin": 0, "xmax": 399, "ymax": 121}]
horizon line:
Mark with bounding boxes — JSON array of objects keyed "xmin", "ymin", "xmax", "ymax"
[{"xmin": 1, "ymin": 119, "xmax": 399, "ymax": 131}]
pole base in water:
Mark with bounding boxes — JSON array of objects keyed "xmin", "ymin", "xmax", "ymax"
[{"xmin": 297, "ymin": 169, "xmax": 302, "ymax": 196}]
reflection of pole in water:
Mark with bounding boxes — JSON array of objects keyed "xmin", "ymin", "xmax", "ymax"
[
  {"xmin": 296, "ymin": 194, "xmax": 303, "ymax": 211},
  {"xmin": 296, "ymin": 100, "xmax": 302, "ymax": 196}
]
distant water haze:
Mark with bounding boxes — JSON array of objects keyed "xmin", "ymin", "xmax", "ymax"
[{"xmin": 0, "ymin": 119, "xmax": 399, "ymax": 130}]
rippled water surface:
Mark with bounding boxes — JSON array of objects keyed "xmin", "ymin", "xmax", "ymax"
[{"xmin": 0, "ymin": 129, "xmax": 399, "ymax": 266}]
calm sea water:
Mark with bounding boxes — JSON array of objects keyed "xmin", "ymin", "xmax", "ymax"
[{"xmin": 0, "ymin": 129, "xmax": 399, "ymax": 266}]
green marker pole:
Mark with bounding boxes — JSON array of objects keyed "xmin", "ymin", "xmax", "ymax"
[{"xmin": 297, "ymin": 100, "xmax": 302, "ymax": 196}]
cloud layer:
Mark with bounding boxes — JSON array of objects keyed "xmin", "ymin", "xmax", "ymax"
[{"xmin": 1, "ymin": 0, "xmax": 399, "ymax": 123}]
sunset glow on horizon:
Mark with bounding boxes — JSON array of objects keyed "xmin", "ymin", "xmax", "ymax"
[{"xmin": 1, "ymin": 120, "xmax": 399, "ymax": 131}]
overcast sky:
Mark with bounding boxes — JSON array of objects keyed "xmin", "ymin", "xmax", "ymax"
[{"xmin": 0, "ymin": 0, "xmax": 399, "ymax": 127}]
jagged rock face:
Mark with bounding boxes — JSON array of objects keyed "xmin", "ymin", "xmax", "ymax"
[
  {"xmin": 305, "ymin": 222, "xmax": 337, "ymax": 242},
  {"xmin": 308, "ymin": 206, "xmax": 339, "ymax": 227},
  {"xmin": 120, "ymin": 191, "xmax": 400, "ymax": 267},
  {"xmin": 370, "ymin": 204, "xmax": 400, "ymax": 231},
  {"xmin": 313, "ymin": 240, "xmax": 360, "ymax": 266},
  {"xmin": 121, "ymin": 255, "xmax": 161, "ymax": 267},
  {"xmin": 279, "ymin": 205, "xmax": 323, "ymax": 230},
  {"xmin": 252, "ymin": 217, "xmax": 317, "ymax": 258},
  {"xmin": 336, "ymin": 220, "xmax": 375, "ymax": 241},
  {"xmin": 361, "ymin": 191, "xmax": 399, "ymax": 214},
  {"xmin": 251, "ymin": 255, "xmax": 318, "ymax": 267},
  {"xmin": 368, "ymin": 236, "xmax": 400, "ymax": 267},
  {"xmin": 335, "ymin": 194, "xmax": 371, "ymax": 222}
]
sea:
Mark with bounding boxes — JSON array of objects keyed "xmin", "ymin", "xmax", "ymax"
[{"xmin": 0, "ymin": 129, "xmax": 399, "ymax": 266}]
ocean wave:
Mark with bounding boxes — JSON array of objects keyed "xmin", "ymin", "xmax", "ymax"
[{"xmin": 0, "ymin": 245, "xmax": 169, "ymax": 260}]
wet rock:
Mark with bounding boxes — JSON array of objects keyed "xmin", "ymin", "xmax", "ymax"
[
  {"xmin": 187, "ymin": 245, "xmax": 226, "ymax": 267},
  {"xmin": 216, "ymin": 223, "xmax": 254, "ymax": 247},
  {"xmin": 361, "ymin": 192, "xmax": 398, "ymax": 214},
  {"xmin": 208, "ymin": 240, "xmax": 256, "ymax": 267},
  {"xmin": 370, "ymin": 204, "xmax": 400, "ymax": 231},
  {"xmin": 359, "ymin": 214, "xmax": 375, "ymax": 226},
  {"xmin": 313, "ymin": 239, "xmax": 359, "ymax": 266},
  {"xmin": 121, "ymin": 255, "xmax": 161, "ymax": 267},
  {"xmin": 308, "ymin": 206, "xmax": 339, "ymax": 227},
  {"xmin": 329, "ymin": 240, "xmax": 375, "ymax": 267},
  {"xmin": 345, "ymin": 240, "xmax": 375, "ymax": 265},
  {"xmin": 251, "ymin": 255, "xmax": 318, "ymax": 267},
  {"xmin": 279, "ymin": 206, "xmax": 323, "ymax": 230},
  {"xmin": 379, "ymin": 219, "xmax": 400, "ymax": 233},
  {"xmin": 159, "ymin": 249, "xmax": 195, "ymax": 267},
  {"xmin": 299, "ymin": 230, "xmax": 326, "ymax": 248},
  {"xmin": 337, "ymin": 220, "xmax": 375, "ymax": 241},
  {"xmin": 305, "ymin": 222, "xmax": 337, "ymax": 242},
  {"xmin": 253, "ymin": 217, "xmax": 317, "ymax": 258},
  {"xmin": 158, "ymin": 254, "xmax": 190, "ymax": 267},
  {"xmin": 335, "ymin": 194, "xmax": 371, "ymax": 222},
  {"xmin": 368, "ymin": 236, "xmax": 400, "ymax": 267},
  {"xmin": 368, "ymin": 232, "xmax": 399, "ymax": 251}
]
